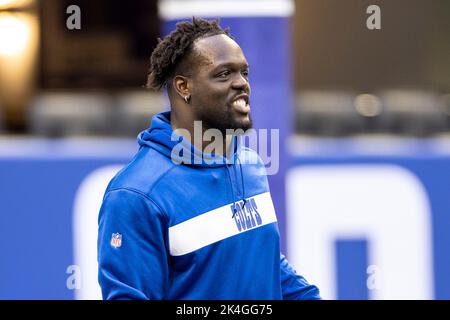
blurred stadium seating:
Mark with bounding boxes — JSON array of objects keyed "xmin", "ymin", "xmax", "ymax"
[
  {"xmin": 28, "ymin": 92, "xmax": 113, "ymax": 137},
  {"xmin": 296, "ymin": 90, "xmax": 366, "ymax": 136},
  {"xmin": 113, "ymin": 91, "xmax": 165, "ymax": 136},
  {"xmin": 378, "ymin": 90, "xmax": 448, "ymax": 136},
  {"xmin": 24, "ymin": 89, "xmax": 450, "ymax": 138},
  {"xmin": 441, "ymin": 93, "xmax": 450, "ymax": 131},
  {"xmin": 295, "ymin": 89, "xmax": 450, "ymax": 137},
  {"xmin": 27, "ymin": 91, "xmax": 165, "ymax": 137},
  {"xmin": 0, "ymin": 103, "xmax": 3, "ymax": 133}
]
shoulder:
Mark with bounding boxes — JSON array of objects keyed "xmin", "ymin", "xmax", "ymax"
[
  {"xmin": 101, "ymin": 187, "xmax": 166, "ymax": 221},
  {"xmin": 240, "ymin": 147, "xmax": 264, "ymax": 164},
  {"xmin": 239, "ymin": 147, "xmax": 267, "ymax": 172},
  {"xmin": 107, "ymin": 147, "xmax": 176, "ymax": 197}
]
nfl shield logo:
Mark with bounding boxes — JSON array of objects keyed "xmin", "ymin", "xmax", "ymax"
[{"xmin": 110, "ymin": 233, "xmax": 122, "ymax": 248}]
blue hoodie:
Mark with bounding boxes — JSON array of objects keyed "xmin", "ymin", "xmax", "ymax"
[{"xmin": 97, "ymin": 111, "xmax": 320, "ymax": 300}]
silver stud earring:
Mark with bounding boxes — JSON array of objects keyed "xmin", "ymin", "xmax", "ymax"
[{"xmin": 184, "ymin": 95, "xmax": 190, "ymax": 103}]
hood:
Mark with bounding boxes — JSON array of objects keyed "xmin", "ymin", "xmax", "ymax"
[{"xmin": 138, "ymin": 111, "xmax": 240, "ymax": 168}]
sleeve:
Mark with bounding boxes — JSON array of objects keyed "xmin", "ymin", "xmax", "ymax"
[
  {"xmin": 97, "ymin": 188, "xmax": 170, "ymax": 300},
  {"xmin": 280, "ymin": 254, "xmax": 321, "ymax": 300}
]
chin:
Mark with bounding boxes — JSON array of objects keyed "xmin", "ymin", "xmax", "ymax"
[
  {"xmin": 203, "ymin": 112, "xmax": 252, "ymax": 133},
  {"xmin": 231, "ymin": 113, "xmax": 253, "ymax": 131},
  {"xmin": 239, "ymin": 121, "xmax": 253, "ymax": 131}
]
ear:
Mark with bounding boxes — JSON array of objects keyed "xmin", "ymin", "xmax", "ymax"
[{"xmin": 173, "ymin": 75, "xmax": 191, "ymax": 102}]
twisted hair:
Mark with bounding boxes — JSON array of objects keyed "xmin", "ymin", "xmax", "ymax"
[{"xmin": 146, "ymin": 17, "xmax": 231, "ymax": 91}]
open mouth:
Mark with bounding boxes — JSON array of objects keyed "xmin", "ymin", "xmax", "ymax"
[{"xmin": 231, "ymin": 95, "xmax": 250, "ymax": 114}]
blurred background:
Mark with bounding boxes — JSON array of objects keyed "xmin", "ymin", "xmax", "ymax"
[{"xmin": 0, "ymin": 0, "xmax": 449, "ymax": 299}]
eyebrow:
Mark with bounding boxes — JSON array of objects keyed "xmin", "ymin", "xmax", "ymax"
[{"xmin": 212, "ymin": 62, "xmax": 250, "ymax": 72}]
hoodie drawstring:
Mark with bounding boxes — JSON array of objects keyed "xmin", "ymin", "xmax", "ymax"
[
  {"xmin": 225, "ymin": 164, "xmax": 238, "ymax": 218},
  {"xmin": 237, "ymin": 154, "xmax": 247, "ymax": 209},
  {"xmin": 228, "ymin": 153, "xmax": 246, "ymax": 219}
]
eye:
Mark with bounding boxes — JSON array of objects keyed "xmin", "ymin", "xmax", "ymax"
[
  {"xmin": 241, "ymin": 69, "xmax": 249, "ymax": 77},
  {"xmin": 217, "ymin": 70, "xmax": 231, "ymax": 78}
]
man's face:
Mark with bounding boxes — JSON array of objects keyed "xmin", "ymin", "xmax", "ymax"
[{"xmin": 189, "ymin": 34, "xmax": 252, "ymax": 133}]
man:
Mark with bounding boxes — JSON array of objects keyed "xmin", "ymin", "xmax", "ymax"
[{"xmin": 98, "ymin": 17, "xmax": 320, "ymax": 300}]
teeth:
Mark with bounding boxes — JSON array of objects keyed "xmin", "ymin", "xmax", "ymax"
[{"xmin": 233, "ymin": 98, "xmax": 246, "ymax": 107}]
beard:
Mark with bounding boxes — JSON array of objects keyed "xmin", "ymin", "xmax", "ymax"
[{"xmin": 198, "ymin": 107, "xmax": 253, "ymax": 135}]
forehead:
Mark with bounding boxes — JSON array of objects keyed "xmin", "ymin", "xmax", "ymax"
[{"xmin": 192, "ymin": 34, "xmax": 248, "ymax": 68}]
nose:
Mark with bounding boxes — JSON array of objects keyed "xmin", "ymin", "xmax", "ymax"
[{"xmin": 231, "ymin": 73, "xmax": 250, "ymax": 92}]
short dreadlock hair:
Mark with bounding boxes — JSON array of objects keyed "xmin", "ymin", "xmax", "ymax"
[{"xmin": 146, "ymin": 17, "xmax": 231, "ymax": 91}]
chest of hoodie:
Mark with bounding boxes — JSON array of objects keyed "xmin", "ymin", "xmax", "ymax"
[
  {"xmin": 160, "ymin": 165, "xmax": 280, "ymax": 284},
  {"xmin": 153, "ymin": 162, "xmax": 270, "ymax": 227},
  {"xmin": 152, "ymin": 160, "xmax": 276, "ymax": 248}
]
